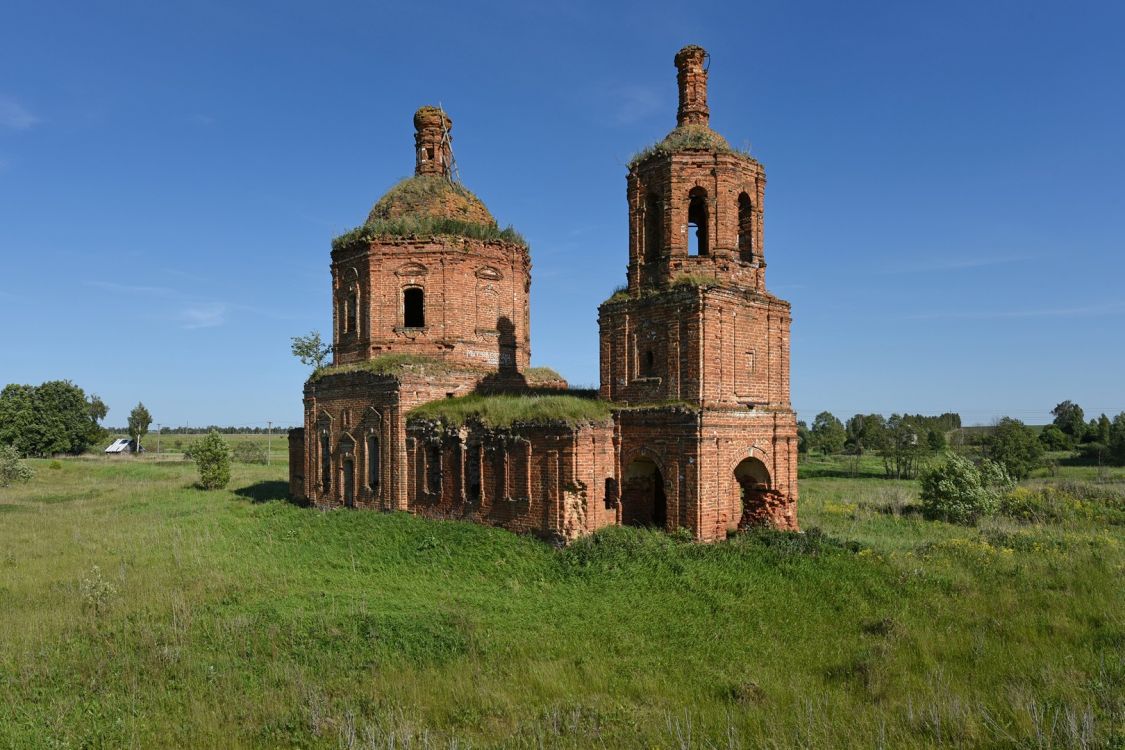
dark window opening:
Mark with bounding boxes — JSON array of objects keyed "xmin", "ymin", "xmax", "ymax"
[
  {"xmin": 644, "ymin": 193, "xmax": 662, "ymax": 263},
  {"xmin": 604, "ymin": 477, "xmax": 618, "ymax": 510},
  {"xmin": 343, "ymin": 459, "xmax": 355, "ymax": 507},
  {"xmin": 427, "ymin": 445, "xmax": 442, "ymax": 495},
  {"xmin": 466, "ymin": 444, "xmax": 481, "ymax": 503},
  {"xmin": 688, "ymin": 188, "xmax": 709, "ymax": 256},
  {"xmin": 494, "ymin": 452, "xmax": 507, "ymax": 501},
  {"xmin": 641, "ymin": 349, "xmax": 656, "ymax": 378},
  {"xmin": 366, "ymin": 434, "xmax": 379, "ymax": 491},
  {"xmin": 403, "ymin": 287, "xmax": 425, "ymax": 328},
  {"xmin": 738, "ymin": 192, "xmax": 754, "ymax": 263},
  {"xmin": 320, "ymin": 433, "xmax": 331, "ymax": 493},
  {"xmin": 346, "ymin": 290, "xmax": 357, "ymax": 334},
  {"xmin": 425, "ymin": 147, "xmax": 435, "ymax": 161}
]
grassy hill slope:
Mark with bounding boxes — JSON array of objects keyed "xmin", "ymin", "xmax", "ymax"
[{"xmin": 0, "ymin": 457, "xmax": 1121, "ymax": 748}]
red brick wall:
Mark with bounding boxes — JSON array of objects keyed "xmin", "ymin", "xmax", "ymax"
[
  {"xmin": 404, "ymin": 420, "xmax": 616, "ymax": 543},
  {"xmin": 331, "ymin": 236, "xmax": 531, "ymax": 374}
]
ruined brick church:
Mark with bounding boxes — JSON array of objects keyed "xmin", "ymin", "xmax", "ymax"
[{"xmin": 289, "ymin": 46, "xmax": 798, "ymax": 542}]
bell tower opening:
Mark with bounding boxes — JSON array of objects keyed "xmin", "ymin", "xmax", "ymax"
[
  {"xmin": 644, "ymin": 193, "xmax": 662, "ymax": 263},
  {"xmin": 688, "ymin": 188, "xmax": 708, "ymax": 256},
  {"xmin": 738, "ymin": 193, "xmax": 754, "ymax": 263},
  {"xmin": 403, "ymin": 287, "xmax": 425, "ymax": 328}
]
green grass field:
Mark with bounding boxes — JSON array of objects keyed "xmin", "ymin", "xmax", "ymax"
[{"xmin": 0, "ymin": 453, "xmax": 1121, "ymax": 748}]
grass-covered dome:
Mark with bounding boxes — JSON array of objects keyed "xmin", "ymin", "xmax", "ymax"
[{"xmin": 366, "ymin": 174, "xmax": 495, "ymax": 227}]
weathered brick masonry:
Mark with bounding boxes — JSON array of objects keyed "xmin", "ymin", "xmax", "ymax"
[{"xmin": 290, "ymin": 46, "xmax": 798, "ymax": 541}]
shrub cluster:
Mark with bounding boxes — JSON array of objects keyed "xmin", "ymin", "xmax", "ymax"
[
  {"xmin": 193, "ymin": 431, "xmax": 232, "ymax": 490},
  {"xmin": 919, "ymin": 453, "xmax": 1014, "ymax": 524},
  {"xmin": 0, "ymin": 444, "xmax": 34, "ymax": 487},
  {"xmin": 231, "ymin": 441, "xmax": 268, "ymax": 465},
  {"xmin": 999, "ymin": 483, "xmax": 1125, "ymax": 525}
]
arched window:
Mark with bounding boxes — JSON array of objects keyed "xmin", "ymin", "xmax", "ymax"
[
  {"xmin": 403, "ymin": 287, "xmax": 425, "ymax": 328},
  {"xmin": 641, "ymin": 349, "xmax": 656, "ymax": 378},
  {"xmin": 366, "ymin": 434, "xmax": 379, "ymax": 491},
  {"xmin": 738, "ymin": 192, "xmax": 754, "ymax": 263},
  {"xmin": 427, "ymin": 444, "xmax": 442, "ymax": 495},
  {"xmin": 346, "ymin": 289, "xmax": 358, "ymax": 334},
  {"xmin": 319, "ymin": 432, "xmax": 331, "ymax": 492},
  {"xmin": 687, "ymin": 188, "xmax": 708, "ymax": 256},
  {"xmin": 644, "ymin": 193, "xmax": 662, "ymax": 263}
]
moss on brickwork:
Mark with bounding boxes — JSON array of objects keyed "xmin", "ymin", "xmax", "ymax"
[
  {"xmin": 628, "ymin": 125, "xmax": 751, "ymax": 168},
  {"xmin": 309, "ymin": 354, "xmax": 465, "ymax": 383},
  {"xmin": 408, "ymin": 393, "xmax": 613, "ymax": 429}
]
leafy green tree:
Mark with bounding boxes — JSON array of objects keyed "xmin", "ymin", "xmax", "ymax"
[
  {"xmin": 291, "ymin": 331, "xmax": 332, "ymax": 370},
  {"xmin": 128, "ymin": 403, "xmax": 152, "ymax": 450},
  {"xmin": 1038, "ymin": 424, "xmax": 1071, "ymax": 451},
  {"xmin": 926, "ymin": 429, "xmax": 947, "ymax": 451},
  {"xmin": 810, "ymin": 411, "xmax": 846, "ymax": 455},
  {"xmin": 986, "ymin": 417, "xmax": 1043, "ymax": 479},
  {"xmin": 194, "ymin": 431, "xmax": 232, "ymax": 489},
  {"xmin": 1110, "ymin": 412, "xmax": 1125, "ymax": 465},
  {"xmin": 920, "ymin": 453, "xmax": 1012, "ymax": 525},
  {"xmin": 0, "ymin": 444, "xmax": 34, "ymax": 487},
  {"xmin": 796, "ymin": 420, "xmax": 810, "ymax": 456},
  {"xmin": 880, "ymin": 414, "xmax": 926, "ymax": 479},
  {"xmin": 0, "ymin": 381, "xmax": 104, "ymax": 456},
  {"xmin": 1051, "ymin": 400, "xmax": 1085, "ymax": 442}
]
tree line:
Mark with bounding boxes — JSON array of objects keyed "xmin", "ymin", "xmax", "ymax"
[{"xmin": 801, "ymin": 401, "xmax": 1125, "ymax": 481}]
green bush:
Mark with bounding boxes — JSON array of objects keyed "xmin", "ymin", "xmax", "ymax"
[
  {"xmin": 920, "ymin": 453, "xmax": 1012, "ymax": 524},
  {"xmin": 1000, "ymin": 482, "xmax": 1125, "ymax": 525},
  {"xmin": 0, "ymin": 444, "xmax": 34, "ymax": 487},
  {"xmin": 193, "ymin": 431, "xmax": 232, "ymax": 490},
  {"xmin": 231, "ymin": 441, "xmax": 268, "ymax": 465}
]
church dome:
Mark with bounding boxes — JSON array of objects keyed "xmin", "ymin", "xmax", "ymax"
[{"xmin": 366, "ymin": 174, "xmax": 496, "ymax": 227}]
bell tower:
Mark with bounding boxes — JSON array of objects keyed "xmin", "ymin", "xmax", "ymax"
[
  {"xmin": 626, "ymin": 45, "xmax": 766, "ymax": 295},
  {"xmin": 602, "ymin": 45, "xmax": 799, "ymax": 536}
]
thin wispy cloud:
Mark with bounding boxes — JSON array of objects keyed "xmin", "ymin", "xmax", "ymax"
[
  {"xmin": 179, "ymin": 303, "xmax": 227, "ymax": 329},
  {"xmin": 910, "ymin": 301, "xmax": 1125, "ymax": 321},
  {"xmin": 86, "ymin": 280, "xmax": 188, "ymax": 299},
  {"xmin": 0, "ymin": 96, "xmax": 40, "ymax": 130},
  {"xmin": 881, "ymin": 254, "xmax": 1037, "ymax": 274}
]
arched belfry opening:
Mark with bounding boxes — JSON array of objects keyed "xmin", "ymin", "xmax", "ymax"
[
  {"xmin": 735, "ymin": 457, "xmax": 772, "ymax": 526},
  {"xmin": 403, "ymin": 287, "xmax": 425, "ymax": 328},
  {"xmin": 688, "ymin": 188, "xmax": 708, "ymax": 256},
  {"xmin": 738, "ymin": 192, "xmax": 754, "ymax": 263},
  {"xmin": 622, "ymin": 457, "xmax": 667, "ymax": 528},
  {"xmin": 644, "ymin": 193, "xmax": 662, "ymax": 263}
]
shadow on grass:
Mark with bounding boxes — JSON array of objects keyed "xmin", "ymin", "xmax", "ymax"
[{"xmin": 233, "ymin": 480, "xmax": 296, "ymax": 504}]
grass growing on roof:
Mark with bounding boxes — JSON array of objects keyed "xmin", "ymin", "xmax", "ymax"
[
  {"xmin": 332, "ymin": 218, "xmax": 526, "ymax": 254},
  {"xmin": 628, "ymin": 125, "xmax": 752, "ymax": 168},
  {"xmin": 408, "ymin": 392, "xmax": 612, "ymax": 428},
  {"xmin": 524, "ymin": 366, "xmax": 565, "ymax": 384},
  {"xmin": 310, "ymin": 354, "xmax": 458, "ymax": 382}
]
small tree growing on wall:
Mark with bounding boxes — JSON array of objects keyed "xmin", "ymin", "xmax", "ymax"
[
  {"xmin": 193, "ymin": 431, "xmax": 232, "ymax": 489},
  {"xmin": 128, "ymin": 403, "xmax": 152, "ymax": 451},
  {"xmin": 291, "ymin": 331, "xmax": 332, "ymax": 370}
]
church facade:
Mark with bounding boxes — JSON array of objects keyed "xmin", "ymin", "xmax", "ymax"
[{"xmin": 289, "ymin": 46, "xmax": 798, "ymax": 543}]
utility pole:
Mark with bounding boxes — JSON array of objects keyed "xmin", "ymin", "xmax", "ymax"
[{"xmin": 267, "ymin": 421, "xmax": 272, "ymax": 467}]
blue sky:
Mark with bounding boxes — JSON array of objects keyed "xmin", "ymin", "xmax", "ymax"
[{"xmin": 1, "ymin": 0, "xmax": 1123, "ymax": 429}]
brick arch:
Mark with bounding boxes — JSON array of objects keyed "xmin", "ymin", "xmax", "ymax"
[
  {"xmin": 618, "ymin": 448, "xmax": 670, "ymax": 529},
  {"xmin": 725, "ymin": 444, "xmax": 772, "ymax": 477}
]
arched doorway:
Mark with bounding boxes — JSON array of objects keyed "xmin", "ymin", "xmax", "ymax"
[
  {"xmin": 621, "ymin": 457, "xmax": 666, "ymax": 528},
  {"xmin": 734, "ymin": 457, "xmax": 771, "ymax": 527}
]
